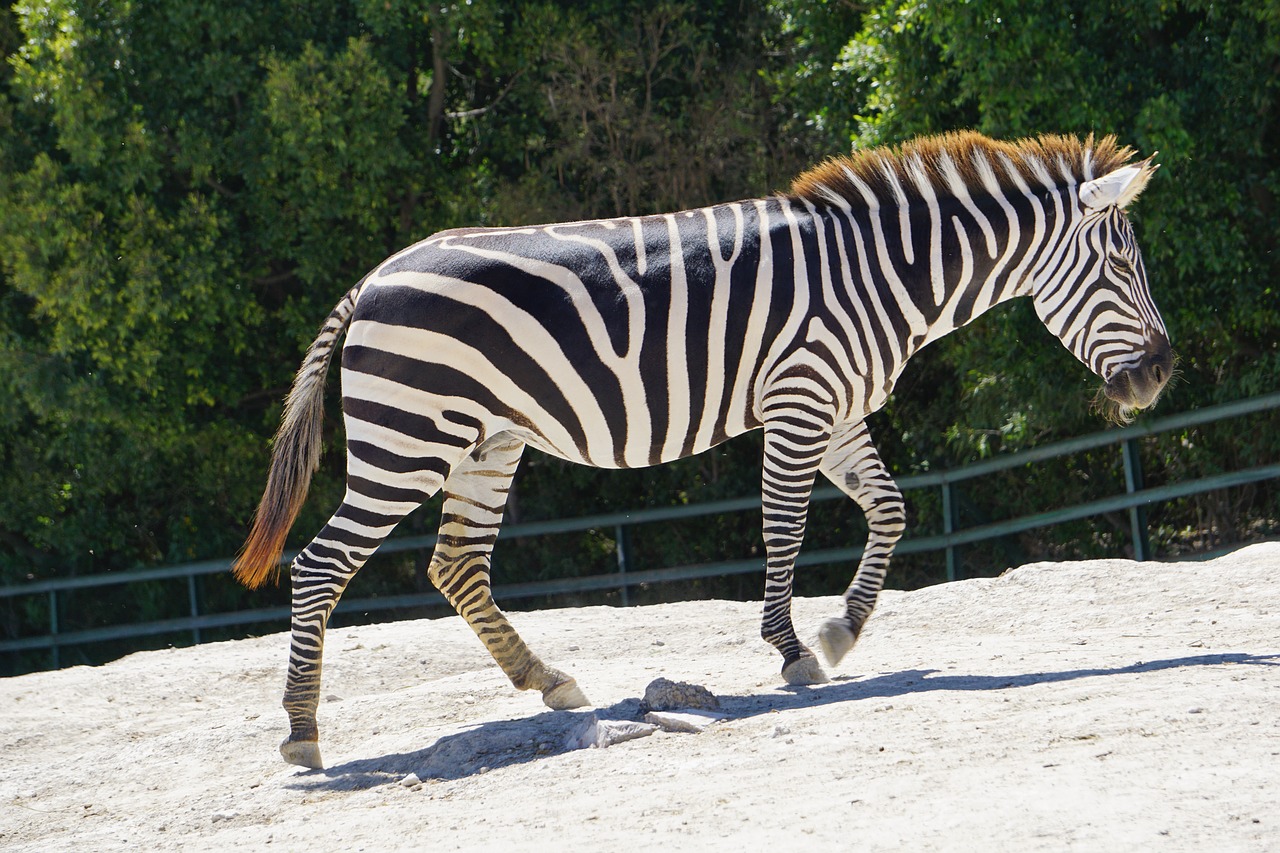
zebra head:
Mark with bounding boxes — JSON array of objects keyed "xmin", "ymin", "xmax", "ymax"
[{"xmin": 1031, "ymin": 157, "xmax": 1172, "ymax": 421}]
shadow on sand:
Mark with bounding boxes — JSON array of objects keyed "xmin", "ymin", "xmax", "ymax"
[{"xmin": 288, "ymin": 651, "xmax": 1278, "ymax": 791}]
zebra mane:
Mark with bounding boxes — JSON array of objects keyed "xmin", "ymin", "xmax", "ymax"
[{"xmin": 788, "ymin": 131, "xmax": 1151, "ymax": 209}]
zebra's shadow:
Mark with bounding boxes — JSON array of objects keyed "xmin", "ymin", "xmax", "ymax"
[
  {"xmin": 284, "ymin": 702, "xmax": 642, "ymax": 792},
  {"xmin": 290, "ymin": 651, "xmax": 1278, "ymax": 792}
]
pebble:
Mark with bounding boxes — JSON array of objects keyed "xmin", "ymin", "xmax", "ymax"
[{"xmin": 399, "ymin": 773, "xmax": 422, "ymax": 787}]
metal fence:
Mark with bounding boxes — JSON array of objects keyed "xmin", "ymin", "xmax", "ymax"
[{"xmin": 3, "ymin": 391, "xmax": 1278, "ymax": 671}]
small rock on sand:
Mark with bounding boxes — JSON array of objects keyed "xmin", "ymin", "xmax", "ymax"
[
  {"xmin": 567, "ymin": 714, "xmax": 659, "ymax": 749},
  {"xmin": 641, "ymin": 678, "xmax": 721, "ymax": 712}
]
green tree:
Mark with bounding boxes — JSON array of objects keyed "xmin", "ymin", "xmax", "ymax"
[
  {"xmin": 5, "ymin": 0, "xmax": 1273, "ymax": 672},
  {"xmin": 772, "ymin": 0, "xmax": 1279, "ymax": 558},
  {"xmin": 0, "ymin": 0, "xmax": 523, "ymax": 612},
  {"xmin": 0, "ymin": 0, "xmax": 793, "ymax": 668}
]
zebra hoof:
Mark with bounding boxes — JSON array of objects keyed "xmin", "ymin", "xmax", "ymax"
[
  {"xmin": 817, "ymin": 618, "xmax": 858, "ymax": 667},
  {"xmin": 542, "ymin": 675, "xmax": 590, "ymax": 710},
  {"xmin": 280, "ymin": 737, "xmax": 324, "ymax": 769},
  {"xmin": 781, "ymin": 655, "xmax": 829, "ymax": 686}
]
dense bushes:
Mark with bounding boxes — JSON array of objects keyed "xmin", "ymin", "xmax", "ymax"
[{"xmin": 1, "ymin": 1, "xmax": 1275, "ymax": 670}]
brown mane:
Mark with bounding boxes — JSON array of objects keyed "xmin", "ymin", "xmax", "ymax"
[{"xmin": 788, "ymin": 131, "xmax": 1145, "ymax": 209}]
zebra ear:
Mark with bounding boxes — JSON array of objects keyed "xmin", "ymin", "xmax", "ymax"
[{"xmin": 1079, "ymin": 159, "xmax": 1156, "ymax": 210}]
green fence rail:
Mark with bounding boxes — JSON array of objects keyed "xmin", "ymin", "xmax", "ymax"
[{"xmin": 3, "ymin": 391, "xmax": 1278, "ymax": 670}]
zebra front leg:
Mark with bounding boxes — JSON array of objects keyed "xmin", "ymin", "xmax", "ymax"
[
  {"xmin": 815, "ymin": 420, "xmax": 905, "ymax": 667},
  {"xmin": 759, "ymin": 406, "xmax": 834, "ymax": 686},
  {"xmin": 430, "ymin": 435, "xmax": 589, "ymax": 710}
]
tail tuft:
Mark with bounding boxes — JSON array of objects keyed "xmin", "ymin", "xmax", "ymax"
[{"xmin": 233, "ymin": 282, "xmax": 364, "ymax": 589}]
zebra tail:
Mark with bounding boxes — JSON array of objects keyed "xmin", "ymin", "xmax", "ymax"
[{"xmin": 232, "ymin": 281, "xmax": 365, "ymax": 589}]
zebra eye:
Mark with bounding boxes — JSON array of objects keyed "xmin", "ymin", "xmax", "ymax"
[{"xmin": 1108, "ymin": 252, "xmax": 1133, "ymax": 273}]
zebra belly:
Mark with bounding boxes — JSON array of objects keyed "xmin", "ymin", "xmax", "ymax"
[{"xmin": 506, "ymin": 419, "xmax": 758, "ymax": 471}]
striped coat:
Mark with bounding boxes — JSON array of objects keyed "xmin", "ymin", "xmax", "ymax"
[{"xmin": 235, "ymin": 132, "xmax": 1171, "ymax": 768}]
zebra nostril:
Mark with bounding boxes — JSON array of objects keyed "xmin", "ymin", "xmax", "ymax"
[{"xmin": 1152, "ymin": 363, "xmax": 1164, "ymax": 383}]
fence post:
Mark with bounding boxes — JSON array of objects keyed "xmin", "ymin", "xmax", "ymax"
[
  {"xmin": 1122, "ymin": 438, "xmax": 1151, "ymax": 561},
  {"xmin": 187, "ymin": 575, "xmax": 201, "ymax": 645},
  {"xmin": 49, "ymin": 590, "xmax": 59, "ymax": 670},
  {"xmin": 942, "ymin": 481, "xmax": 958, "ymax": 582},
  {"xmin": 615, "ymin": 523, "xmax": 631, "ymax": 606}
]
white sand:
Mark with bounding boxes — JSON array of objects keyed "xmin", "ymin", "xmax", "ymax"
[{"xmin": 3, "ymin": 543, "xmax": 1278, "ymax": 851}]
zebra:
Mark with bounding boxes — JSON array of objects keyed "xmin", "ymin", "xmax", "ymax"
[{"xmin": 234, "ymin": 131, "xmax": 1171, "ymax": 768}]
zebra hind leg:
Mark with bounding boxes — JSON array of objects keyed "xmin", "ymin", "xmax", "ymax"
[
  {"xmin": 816, "ymin": 421, "xmax": 905, "ymax": 668},
  {"xmin": 280, "ymin": 483, "xmax": 429, "ymax": 769},
  {"xmin": 429, "ymin": 435, "xmax": 589, "ymax": 710}
]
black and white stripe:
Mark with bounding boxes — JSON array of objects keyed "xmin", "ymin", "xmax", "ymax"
[{"xmin": 240, "ymin": 132, "xmax": 1171, "ymax": 767}]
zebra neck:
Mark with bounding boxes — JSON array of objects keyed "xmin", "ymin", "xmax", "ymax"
[{"xmin": 794, "ymin": 180, "xmax": 1076, "ymax": 360}]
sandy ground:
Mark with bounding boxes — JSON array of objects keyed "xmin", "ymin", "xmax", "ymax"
[{"xmin": 2, "ymin": 542, "xmax": 1278, "ymax": 852}]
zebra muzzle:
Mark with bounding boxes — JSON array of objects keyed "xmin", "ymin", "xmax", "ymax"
[{"xmin": 1104, "ymin": 339, "xmax": 1173, "ymax": 409}]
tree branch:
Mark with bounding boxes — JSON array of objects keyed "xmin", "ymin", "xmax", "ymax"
[{"xmin": 445, "ymin": 70, "xmax": 524, "ymax": 120}]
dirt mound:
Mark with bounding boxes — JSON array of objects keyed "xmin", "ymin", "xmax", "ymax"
[{"xmin": 3, "ymin": 543, "xmax": 1277, "ymax": 851}]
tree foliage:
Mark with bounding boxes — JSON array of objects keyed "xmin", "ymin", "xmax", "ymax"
[
  {"xmin": 769, "ymin": 0, "xmax": 1279, "ymax": 567},
  {"xmin": 1, "ymin": 1, "xmax": 1276, "ymax": 668},
  {"xmin": 772, "ymin": 0, "xmax": 1279, "ymax": 439},
  {"xmin": 0, "ymin": 0, "xmax": 786, "ymax": 602}
]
